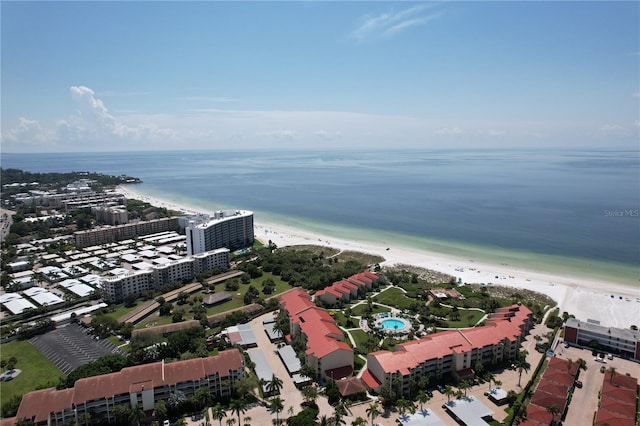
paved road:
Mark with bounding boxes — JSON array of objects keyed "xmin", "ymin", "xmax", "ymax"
[{"xmin": 30, "ymin": 323, "xmax": 123, "ymax": 375}]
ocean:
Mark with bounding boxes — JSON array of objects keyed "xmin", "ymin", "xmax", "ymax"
[{"xmin": 2, "ymin": 148, "xmax": 639, "ymax": 285}]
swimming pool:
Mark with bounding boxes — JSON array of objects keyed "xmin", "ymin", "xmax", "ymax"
[{"xmin": 379, "ymin": 318, "xmax": 411, "ymax": 332}]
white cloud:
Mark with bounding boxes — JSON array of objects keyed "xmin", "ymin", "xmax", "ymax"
[
  {"xmin": 98, "ymin": 90, "xmax": 150, "ymax": 97},
  {"xmin": 181, "ymin": 96, "xmax": 240, "ymax": 103},
  {"xmin": 600, "ymin": 123, "xmax": 629, "ymax": 136},
  {"xmin": 2, "ymin": 117, "xmax": 53, "ymax": 146},
  {"xmin": 433, "ymin": 127, "xmax": 464, "ymax": 136},
  {"xmin": 256, "ymin": 130, "xmax": 296, "ymax": 139},
  {"xmin": 352, "ymin": 3, "xmax": 443, "ymax": 41}
]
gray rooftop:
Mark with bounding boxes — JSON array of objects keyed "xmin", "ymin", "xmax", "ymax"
[
  {"xmin": 443, "ymin": 396, "xmax": 493, "ymax": 426},
  {"xmin": 277, "ymin": 345, "xmax": 302, "ymax": 374},
  {"xmin": 398, "ymin": 409, "xmax": 446, "ymax": 426},
  {"xmin": 247, "ymin": 349, "xmax": 274, "ymax": 393}
]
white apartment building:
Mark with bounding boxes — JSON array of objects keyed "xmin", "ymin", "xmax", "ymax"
[
  {"xmin": 185, "ymin": 210, "xmax": 254, "ymax": 255},
  {"xmin": 100, "ymin": 248, "xmax": 230, "ymax": 302}
]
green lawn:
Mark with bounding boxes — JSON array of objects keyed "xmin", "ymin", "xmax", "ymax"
[
  {"xmin": 104, "ymin": 303, "xmax": 141, "ymax": 321},
  {"xmin": 441, "ymin": 308, "xmax": 486, "ymax": 328},
  {"xmin": 350, "ymin": 303, "xmax": 388, "ymax": 316},
  {"xmin": 135, "ymin": 272, "xmax": 293, "ymax": 329},
  {"xmin": 349, "ymin": 329, "xmax": 371, "ymax": 349},
  {"xmin": 205, "ymin": 272, "xmax": 292, "ymax": 316},
  {"xmin": 0, "ymin": 340, "xmax": 65, "ymax": 406},
  {"xmin": 373, "ymin": 287, "xmax": 415, "ymax": 310}
]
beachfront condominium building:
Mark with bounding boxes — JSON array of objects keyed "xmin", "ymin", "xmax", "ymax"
[
  {"xmin": 74, "ymin": 217, "xmax": 180, "ymax": 248},
  {"xmin": 185, "ymin": 210, "xmax": 254, "ymax": 255},
  {"xmin": 361, "ymin": 304, "xmax": 533, "ymax": 395},
  {"xmin": 13, "ymin": 349, "xmax": 245, "ymax": 426},
  {"xmin": 100, "ymin": 248, "xmax": 229, "ymax": 302},
  {"xmin": 563, "ymin": 318, "xmax": 640, "ymax": 360},
  {"xmin": 280, "ymin": 288, "xmax": 354, "ymax": 380}
]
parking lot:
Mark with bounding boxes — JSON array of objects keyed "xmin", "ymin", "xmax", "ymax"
[
  {"xmin": 558, "ymin": 343, "xmax": 640, "ymax": 426},
  {"xmin": 29, "ymin": 323, "xmax": 122, "ymax": 375}
]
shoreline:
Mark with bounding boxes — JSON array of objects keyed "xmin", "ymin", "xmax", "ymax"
[{"xmin": 115, "ymin": 185, "xmax": 640, "ymax": 329}]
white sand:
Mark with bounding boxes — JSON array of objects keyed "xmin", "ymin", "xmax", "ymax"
[{"xmin": 116, "ymin": 186, "xmax": 640, "ymax": 329}]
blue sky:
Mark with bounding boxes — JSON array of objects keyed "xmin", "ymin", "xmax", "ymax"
[{"xmin": 1, "ymin": 1, "xmax": 638, "ymax": 152}]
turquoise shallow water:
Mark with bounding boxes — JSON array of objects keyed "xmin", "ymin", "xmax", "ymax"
[
  {"xmin": 2, "ymin": 149, "xmax": 638, "ymax": 287},
  {"xmin": 134, "ymin": 183, "xmax": 639, "ymax": 287}
]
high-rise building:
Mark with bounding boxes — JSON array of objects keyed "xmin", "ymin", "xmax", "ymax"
[{"xmin": 185, "ymin": 210, "xmax": 254, "ymax": 255}]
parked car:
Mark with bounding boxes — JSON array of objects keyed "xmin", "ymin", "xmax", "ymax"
[
  {"xmin": 607, "ymin": 353, "xmax": 613, "ymax": 360},
  {"xmin": 575, "ymin": 380, "xmax": 583, "ymax": 388}
]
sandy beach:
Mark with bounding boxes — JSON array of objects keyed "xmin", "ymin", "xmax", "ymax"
[{"xmin": 116, "ymin": 186, "xmax": 639, "ymax": 329}]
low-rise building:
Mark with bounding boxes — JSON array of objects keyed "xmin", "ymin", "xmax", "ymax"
[
  {"xmin": 362, "ymin": 304, "xmax": 533, "ymax": 395},
  {"xmin": 14, "ymin": 349, "xmax": 245, "ymax": 426},
  {"xmin": 100, "ymin": 248, "xmax": 229, "ymax": 302},
  {"xmin": 280, "ymin": 288, "xmax": 354, "ymax": 380},
  {"xmin": 563, "ymin": 318, "xmax": 640, "ymax": 360},
  {"xmin": 74, "ymin": 217, "xmax": 179, "ymax": 248},
  {"xmin": 314, "ymin": 271, "xmax": 382, "ymax": 306}
]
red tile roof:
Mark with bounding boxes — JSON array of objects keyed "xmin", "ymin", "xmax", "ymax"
[
  {"xmin": 595, "ymin": 409, "xmax": 636, "ymax": 426},
  {"xmin": 361, "ymin": 369, "xmax": 382, "ymax": 388},
  {"xmin": 17, "ymin": 350, "xmax": 244, "ymax": 423},
  {"xmin": 546, "ymin": 357, "xmax": 579, "ymax": 377},
  {"xmin": 280, "ymin": 289, "xmax": 353, "ymax": 361},
  {"xmin": 369, "ymin": 304, "xmax": 532, "ymax": 374},
  {"xmin": 529, "ymin": 392, "xmax": 566, "ymax": 411},
  {"xmin": 602, "ymin": 382, "xmax": 638, "ymax": 405},
  {"xmin": 523, "ymin": 403, "xmax": 553, "ymax": 425},
  {"xmin": 600, "ymin": 399, "xmax": 636, "ymax": 419},
  {"xmin": 336, "ymin": 377, "xmax": 366, "ymax": 396},
  {"xmin": 16, "ymin": 388, "xmax": 74, "ymax": 424}
]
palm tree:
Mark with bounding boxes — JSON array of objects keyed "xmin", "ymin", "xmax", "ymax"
[
  {"xmin": 547, "ymin": 404, "xmax": 560, "ymax": 425},
  {"xmin": 112, "ymin": 404, "xmax": 131, "ymax": 425},
  {"xmin": 226, "ymin": 418, "xmax": 237, "ymax": 426},
  {"xmin": 319, "ymin": 416, "xmax": 330, "ymax": 426},
  {"xmin": 129, "ymin": 403, "xmax": 144, "ymax": 426},
  {"xmin": 365, "ymin": 403, "xmax": 380, "ymax": 426},
  {"xmin": 416, "ymin": 390, "xmax": 429, "ymax": 411},
  {"xmin": 301, "ymin": 385, "xmax": 318, "ymax": 404},
  {"xmin": 444, "ymin": 385, "xmax": 454, "ymax": 402},
  {"xmin": 459, "ymin": 379, "xmax": 471, "ymax": 397},
  {"xmin": 514, "ymin": 353, "xmax": 531, "ymax": 387},
  {"xmin": 230, "ymin": 399, "xmax": 246, "ymax": 426},
  {"xmin": 396, "ymin": 397, "xmax": 409, "ymax": 416},
  {"xmin": 266, "ymin": 374, "xmax": 284, "ymax": 396},
  {"xmin": 243, "ymin": 416, "xmax": 252, "ymax": 426},
  {"xmin": 77, "ymin": 412, "xmax": 91, "ymax": 426},
  {"xmin": 352, "ymin": 417, "xmax": 367, "ymax": 426},
  {"xmin": 607, "ymin": 366, "xmax": 617, "ymax": 384},
  {"xmin": 270, "ymin": 396, "xmax": 284, "ymax": 426},
  {"xmin": 566, "ymin": 358, "xmax": 574, "ymax": 373},
  {"xmin": 486, "ymin": 372, "xmax": 495, "ymax": 391},
  {"xmin": 154, "ymin": 401, "xmax": 168, "ymax": 423},
  {"xmin": 211, "ymin": 404, "xmax": 227, "ymax": 426}
]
